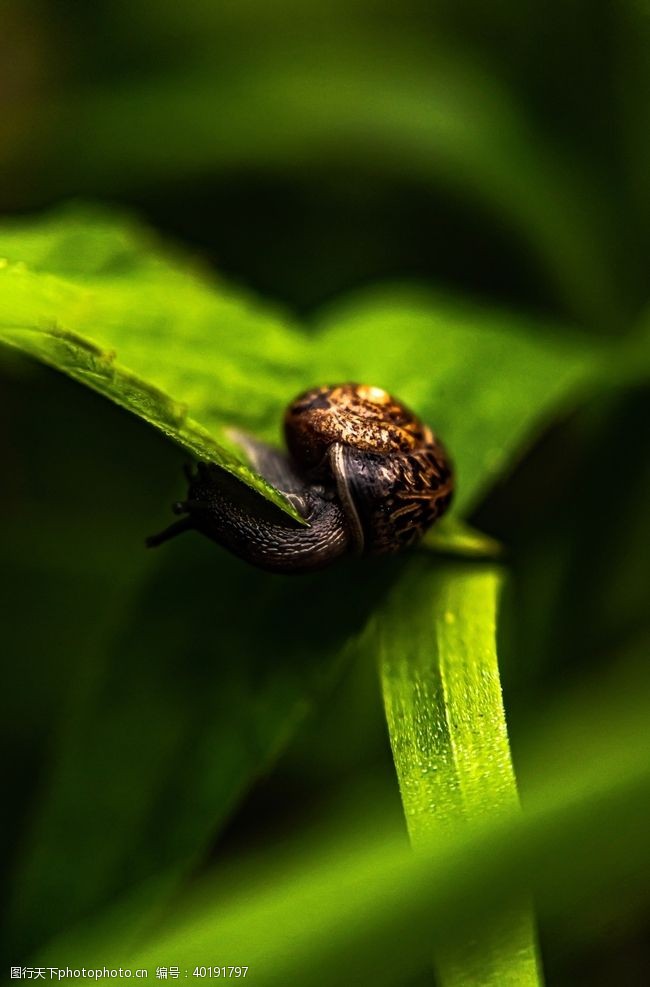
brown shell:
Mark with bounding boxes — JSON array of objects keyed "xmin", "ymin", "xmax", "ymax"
[{"xmin": 285, "ymin": 383, "xmax": 453, "ymax": 554}]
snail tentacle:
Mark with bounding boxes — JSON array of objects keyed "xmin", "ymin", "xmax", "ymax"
[
  {"xmin": 181, "ymin": 464, "xmax": 349, "ymax": 573},
  {"xmin": 147, "ymin": 383, "xmax": 453, "ymax": 573}
]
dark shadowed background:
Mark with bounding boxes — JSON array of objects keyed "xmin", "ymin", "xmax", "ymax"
[{"xmin": 1, "ymin": 1, "xmax": 649, "ymax": 984}]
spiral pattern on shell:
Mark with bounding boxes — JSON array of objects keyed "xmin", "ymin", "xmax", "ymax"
[{"xmin": 284, "ymin": 383, "xmax": 453, "ymax": 553}]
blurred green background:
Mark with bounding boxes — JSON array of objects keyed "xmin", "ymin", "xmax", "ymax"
[
  {"xmin": 2, "ymin": 0, "xmax": 649, "ymax": 328},
  {"xmin": 1, "ymin": 1, "xmax": 649, "ymax": 984}
]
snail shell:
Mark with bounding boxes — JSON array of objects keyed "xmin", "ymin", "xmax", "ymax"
[
  {"xmin": 284, "ymin": 384, "xmax": 453, "ymax": 554},
  {"xmin": 147, "ymin": 383, "xmax": 454, "ymax": 573}
]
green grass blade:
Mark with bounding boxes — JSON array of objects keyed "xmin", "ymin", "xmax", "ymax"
[
  {"xmin": 41, "ymin": 683, "xmax": 650, "ymax": 987},
  {"xmin": 377, "ymin": 558, "xmax": 540, "ymax": 985},
  {"xmin": 423, "ymin": 518, "xmax": 503, "ymax": 559},
  {"xmin": 29, "ymin": 579, "xmax": 650, "ymax": 985}
]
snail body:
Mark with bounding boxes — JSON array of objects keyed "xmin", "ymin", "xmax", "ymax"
[{"xmin": 147, "ymin": 384, "xmax": 453, "ymax": 573}]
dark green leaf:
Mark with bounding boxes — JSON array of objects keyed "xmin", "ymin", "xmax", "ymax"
[
  {"xmin": 313, "ymin": 286, "xmax": 599, "ymax": 512},
  {"xmin": 0, "ymin": 205, "xmax": 307, "ymax": 519},
  {"xmin": 0, "ymin": 210, "xmax": 604, "ymax": 522}
]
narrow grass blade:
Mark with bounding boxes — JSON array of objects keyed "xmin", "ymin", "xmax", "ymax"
[
  {"xmin": 377, "ymin": 558, "xmax": 541, "ymax": 985},
  {"xmin": 39, "ymin": 702, "xmax": 650, "ymax": 987}
]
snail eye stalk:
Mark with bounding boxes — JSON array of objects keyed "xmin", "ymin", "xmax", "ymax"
[{"xmin": 147, "ymin": 383, "xmax": 453, "ymax": 573}]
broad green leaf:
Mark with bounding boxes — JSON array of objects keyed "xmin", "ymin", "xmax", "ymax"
[
  {"xmin": 0, "ymin": 206, "xmax": 308, "ymax": 520},
  {"xmin": 0, "ymin": 208, "xmax": 602, "ymax": 525},
  {"xmin": 313, "ymin": 286, "xmax": 599, "ymax": 513},
  {"xmin": 376, "ymin": 559, "xmax": 539, "ymax": 985}
]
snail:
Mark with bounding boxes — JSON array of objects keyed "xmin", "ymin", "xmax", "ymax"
[{"xmin": 146, "ymin": 384, "xmax": 453, "ymax": 574}]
